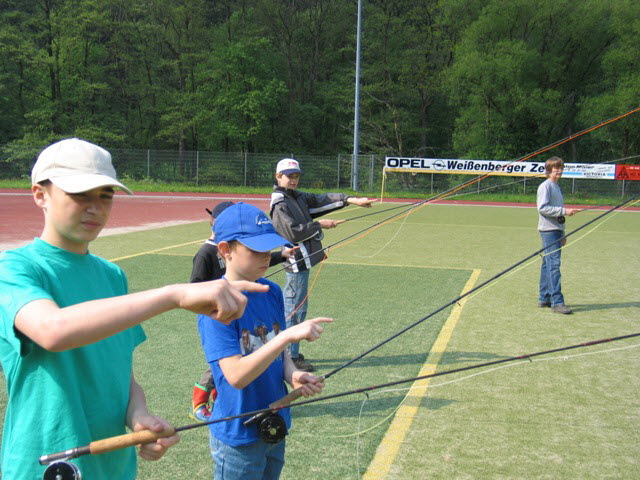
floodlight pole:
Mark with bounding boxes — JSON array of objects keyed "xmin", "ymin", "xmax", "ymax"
[{"xmin": 352, "ymin": 0, "xmax": 362, "ymax": 192}]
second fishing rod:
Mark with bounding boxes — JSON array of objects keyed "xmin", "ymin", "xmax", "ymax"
[
  {"xmin": 248, "ymin": 190, "xmax": 640, "ymax": 426},
  {"xmin": 267, "ymin": 107, "xmax": 640, "ymax": 281}
]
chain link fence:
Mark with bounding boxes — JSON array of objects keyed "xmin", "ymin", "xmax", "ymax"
[{"xmin": 1, "ymin": 147, "xmax": 637, "ymax": 199}]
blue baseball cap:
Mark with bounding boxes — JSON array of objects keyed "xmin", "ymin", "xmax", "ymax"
[{"xmin": 214, "ymin": 203, "xmax": 289, "ymax": 252}]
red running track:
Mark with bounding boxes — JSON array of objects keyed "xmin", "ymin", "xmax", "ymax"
[
  {"xmin": 2, "ymin": 188, "xmax": 631, "ymax": 251},
  {"xmin": 0, "ymin": 190, "xmax": 274, "ymax": 250}
]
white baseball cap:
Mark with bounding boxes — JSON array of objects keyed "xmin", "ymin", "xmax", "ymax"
[
  {"xmin": 31, "ymin": 138, "xmax": 132, "ymax": 195},
  {"xmin": 276, "ymin": 158, "xmax": 302, "ymax": 175}
]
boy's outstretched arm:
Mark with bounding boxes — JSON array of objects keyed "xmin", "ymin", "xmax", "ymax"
[
  {"xmin": 347, "ymin": 197, "xmax": 378, "ymax": 207},
  {"xmin": 15, "ymin": 279, "xmax": 268, "ymax": 352},
  {"xmin": 126, "ymin": 373, "xmax": 179, "ymax": 461},
  {"xmin": 219, "ymin": 317, "xmax": 333, "ymax": 390}
]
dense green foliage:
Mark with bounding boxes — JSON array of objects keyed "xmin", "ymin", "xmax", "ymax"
[{"xmin": 0, "ymin": 0, "xmax": 638, "ymax": 161}]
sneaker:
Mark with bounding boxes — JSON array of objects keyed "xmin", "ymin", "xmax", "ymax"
[
  {"xmin": 192, "ymin": 404, "xmax": 211, "ymax": 422},
  {"xmin": 538, "ymin": 301, "xmax": 551, "ymax": 308},
  {"xmin": 552, "ymin": 304, "xmax": 572, "ymax": 314},
  {"xmin": 292, "ymin": 356, "xmax": 315, "ymax": 372}
]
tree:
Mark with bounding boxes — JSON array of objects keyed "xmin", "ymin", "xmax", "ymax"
[
  {"xmin": 577, "ymin": 0, "xmax": 640, "ymax": 161},
  {"xmin": 254, "ymin": 0, "xmax": 355, "ymax": 153},
  {"xmin": 358, "ymin": 0, "xmax": 457, "ymax": 157},
  {"xmin": 446, "ymin": 0, "xmax": 620, "ymax": 161}
]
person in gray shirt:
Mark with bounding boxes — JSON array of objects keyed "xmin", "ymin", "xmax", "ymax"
[{"xmin": 536, "ymin": 156, "xmax": 582, "ymax": 314}]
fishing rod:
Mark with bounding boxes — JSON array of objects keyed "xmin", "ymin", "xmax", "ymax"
[
  {"xmin": 39, "ymin": 331, "xmax": 640, "ymax": 479},
  {"xmin": 342, "ymin": 147, "xmax": 640, "ymax": 226},
  {"xmin": 38, "ymin": 111, "xmax": 640, "ymax": 479},
  {"xmin": 267, "ymin": 107, "xmax": 640, "ymax": 277},
  {"xmin": 339, "ymin": 174, "xmax": 534, "ymax": 225},
  {"xmin": 341, "ymin": 168, "xmax": 629, "ymax": 225},
  {"xmin": 254, "ymin": 190, "xmax": 640, "ymax": 425},
  {"xmin": 321, "ymin": 191, "xmax": 640, "ymax": 381}
]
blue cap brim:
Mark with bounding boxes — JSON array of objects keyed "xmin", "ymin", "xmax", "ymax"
[{"xmin": 237, "ymin": 233, "xmax": 290, "ymax": 252}]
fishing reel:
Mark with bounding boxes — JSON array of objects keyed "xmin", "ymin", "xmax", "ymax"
[
  {"xmin": 244, "ymin": 412, "xmax": 288, "ymax": 444},
  {"xmin": 42, "ymin": 461, "xmax": 82, "ymax": 480}
]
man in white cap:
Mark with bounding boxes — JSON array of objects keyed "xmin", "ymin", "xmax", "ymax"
[
  {"xmin": 0, "ymin": 138, "xmax": 268, "ymax": 479},
  {"xmin": 270, "ymin": 158, "xmax": 376, "ymax": 371}
]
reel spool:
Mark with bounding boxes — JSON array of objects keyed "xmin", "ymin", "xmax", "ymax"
[
  {"xmin": 245, "ymin": 412, "xmax": 288, "ymax": 444},
  {"xmin": 43, "ymin": 461, "xmax": 82, "ymax": 480}
]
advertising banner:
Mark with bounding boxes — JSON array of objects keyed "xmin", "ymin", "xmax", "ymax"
[
  {"xmin": 615, "ymin": 164, "xmax": 640, "ymax": 180},
  {"xmin": 384, "ymin": 157, "xmax": 617, "ymax": 180}
]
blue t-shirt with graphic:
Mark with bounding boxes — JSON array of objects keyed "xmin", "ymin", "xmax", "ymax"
[{"xmin": 198, "ymin": 277, "xmax": 291, "ymax": 446}]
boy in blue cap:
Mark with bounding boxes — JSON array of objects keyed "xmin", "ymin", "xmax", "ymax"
[
  {"xmin": 190, "ymin": 201, "xmax": 298, "ymax": 422},
  {"xmin": 197, "ymin": 202, "xmax": 332, "ymax": 479}
]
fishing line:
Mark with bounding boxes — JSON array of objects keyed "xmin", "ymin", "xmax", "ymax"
[
  {"xmin": 355, "ymin": 205, "xmax": 413, "ymax": 258},
  {"xmin": 284, "ymin": 254, "xmax": 327, "ymax": 321},
  {"xmin": 343, "ymin": 340, "xmax": 640, "ymax": 477},
  {"xmin": 38, "ymin": 332, "xmax": 640, "ymax": 466},
  {"xmin": 266, "ymin": 106, "xmax": 640, "ymax": 279},
  {"xmin": 347, "ymin": 158, "xmax": 635, "ymax": 259},
  {"xmin": 462, "ymin": 197, "xmax": 640, "ymax": 303},
  {"xmin": 355, "ymin": 392, "xmax": 369, "ymax": 479},
  {"xmin": 337, "ymin": 341, "xmax": 640, "ymax": 440},
  {"xmin": 319, "ymin": 191, "xmax": 640, "ymax": 382}
]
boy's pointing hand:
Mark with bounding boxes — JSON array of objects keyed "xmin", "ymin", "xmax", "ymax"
[
  {"xmin": 286, "ymin": 317, "xmax": 333, "ymax": 343},
  {"xmin": 176, "ymin": 279, "xmax": 269, "ymax": 324}
]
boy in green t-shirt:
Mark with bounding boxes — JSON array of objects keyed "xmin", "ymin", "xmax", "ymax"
[{"xmin": 0, "ymin": 138, "xmax": 267, "ymax": 480}]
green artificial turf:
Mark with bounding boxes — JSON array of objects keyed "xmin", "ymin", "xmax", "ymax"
[{"xmin": 1, "ymin": 202, "xmax": 638, "ymax": 479}]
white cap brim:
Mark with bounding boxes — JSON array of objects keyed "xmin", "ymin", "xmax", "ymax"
[{"xmin": 50, "ymin": 174, "xmax": 133, "ymax": 195}]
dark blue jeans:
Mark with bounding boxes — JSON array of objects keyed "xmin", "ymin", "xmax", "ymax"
[
  {"xmin": 210, "ymin": 434, "xmax": 285, "ymax": 480},
  {"xmin": 539, "ymin": 230, "xmax": 565, "ymax": 307},
  {"xmin": 283, "ymin": 270, "xmax": 310, "ymax": 358}
]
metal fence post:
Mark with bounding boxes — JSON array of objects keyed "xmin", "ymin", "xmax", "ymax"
[
  {"xmin": 196, "ymin": 151, "xmax": 199, "ymax": 186},
  {"xmin": 369, "ymin": 155, "xmax": 374, "ymax": 191},
  {"xmin": 146, "ymin": 150, "xmax": 150, "ymax": 178},
  {"xmin": 243, "ymin": 151, "xmax": 247, "ymax": 187},
  {"xmin": 337, "ymin": 154, "xmax": 341, "ymax": 188}
]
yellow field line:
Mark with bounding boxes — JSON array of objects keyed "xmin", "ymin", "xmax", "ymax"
[
  {"xmin": 109, "ymin": 239, "xmax": 205, "ymax": 262},
  {"xmin": 362, "ymin": 268, "xmax": 481, "ymax": 480}
]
